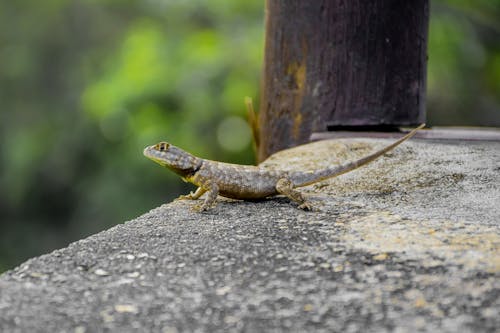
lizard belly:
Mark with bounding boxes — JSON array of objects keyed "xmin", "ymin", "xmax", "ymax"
[
  {"xmin": 219, "ymin": 185, "xmax": 277, "ymax": 200},
  {"xmin": 217, "ymin": 176, "xmax": 278, "ymax": 199}
]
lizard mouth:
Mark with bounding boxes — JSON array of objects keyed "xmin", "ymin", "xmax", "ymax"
[
  {"xmin": 143, "ymin": 146, "xmax": 154, "ymax": 158},
  {"xmin": 143, "ymin": 146, "xmax": 163, "ymax": 162}
]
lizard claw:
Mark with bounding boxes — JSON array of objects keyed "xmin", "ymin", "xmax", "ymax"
[
  {"xmin": 176, "ymin": 192, "xmax": 195, "ymax": 201},
  {"xmin": 298, "ymin": 201, "xmax": 313, "ymax": 211},
  {"xmin": 192, "ymin": 203, "xmax": 211, "ymax": 212},
  {"xmin": 191, "ymin": 203, "xmax": 202, "ymax": 212}
]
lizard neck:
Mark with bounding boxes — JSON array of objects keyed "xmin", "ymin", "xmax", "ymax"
[{"xmin": 168, "ymin": 156, "xmax": 203, "ymax": 179}]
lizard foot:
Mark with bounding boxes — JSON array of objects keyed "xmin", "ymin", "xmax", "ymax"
[
  {"xmin": 176, "ymin": 193, "xmax": 195, "ymax": 201},
  {"xmin": 192, "ymin": 203, "xmax": 215, "ymax": 212},
  {"xmin": 176, "ymin": 187, "xmax": 207, "ymax": 201},
  {"xmin": 192, "ymin": 203, "xmax": 204, "ymax": 212},
  {"xmin": 191, "ymin": 184, "xmax": 218, "ymax": 212},
  {"xmin": 298, "ymin": 201, "xmax": 313, "ymax": 211},
  {"xmin": 276, "ymin": 178, "xmax": 312, "ymax": 211}
]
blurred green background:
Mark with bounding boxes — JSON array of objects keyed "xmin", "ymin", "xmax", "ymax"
[{"xmin": 0, "ymin": 0, "xmax": 499, "ymax": 273}]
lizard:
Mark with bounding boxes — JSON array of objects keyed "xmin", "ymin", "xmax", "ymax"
[{"xmin": 143, "ymin": 123, "xmax": 425, "ymax": 211}]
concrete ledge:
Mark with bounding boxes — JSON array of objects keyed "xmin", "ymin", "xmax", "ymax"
[{"xmin": 0, "ymin": 139, "xmax": 499, "ymax": 332}]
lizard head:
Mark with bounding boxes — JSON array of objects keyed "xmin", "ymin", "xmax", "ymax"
[{"xmin": 143, "ymin": 142, "xmax": 202, "ymax": 176}]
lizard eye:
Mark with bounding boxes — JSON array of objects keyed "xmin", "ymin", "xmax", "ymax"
[{"xmin": 156, "ymin": 142, "xmax": 170, "ymax": 151}]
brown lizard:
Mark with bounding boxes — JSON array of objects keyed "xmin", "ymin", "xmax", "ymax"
[{"xmin": 144, "ymin": 124, "xmax": 425, "ymax": 211}]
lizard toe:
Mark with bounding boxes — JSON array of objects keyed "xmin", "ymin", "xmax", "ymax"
[
  {"xmin": 298, "ymin": 201, "xmax": 313, "ymax": 211},
  {"xmin": 176, "ymin": 191, "xmax": 196, "ymax": 201},
  {"xmin": 192, "ymin": 203, "xmax": 213, "ymax": 212}
]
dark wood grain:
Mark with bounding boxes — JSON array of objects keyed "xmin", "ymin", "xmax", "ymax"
[{"xmin": 258, "ymin": 0, "xmax": 429, "ymax": 161}]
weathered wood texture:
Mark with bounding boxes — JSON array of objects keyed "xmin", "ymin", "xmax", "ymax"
[{"xmin": 258, "ymin": 0, "xmax": 429, "ymax": 161}]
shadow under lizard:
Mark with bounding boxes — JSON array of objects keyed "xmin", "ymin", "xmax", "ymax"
[{"xmin": 144, "ymin": 124, "xmax": 425, "ymax": 211}]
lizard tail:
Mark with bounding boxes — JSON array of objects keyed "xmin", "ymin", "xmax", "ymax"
[{"xmin": 293, "ymin": 123, "xmax": 425, "ymax": 188}]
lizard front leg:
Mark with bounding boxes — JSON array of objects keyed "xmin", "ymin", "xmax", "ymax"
[
  {"xmin": 276, "ymin": 178, "xmax": 312, "ymax": 210},
  {"xmin": 177, "ymin": 187, "xmax": 207, "ymax": 200},
  {"xmin": 194, "ymin": 181, "xmax": 219, "ymax": 212}
]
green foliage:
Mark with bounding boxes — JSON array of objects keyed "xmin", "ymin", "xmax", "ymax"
[
  {"xmin": 0, "ymin": 0, "xmax": 263, "ymax": 271},
  {"xmin": 428, "ymin": 0, "xmax": 500, "ymax": 125},
  {"xmin": 0, "ymin": 0, "xmax": 499, "ymax": 272}
]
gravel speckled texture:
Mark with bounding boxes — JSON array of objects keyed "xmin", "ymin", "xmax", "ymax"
[{"xmin": 0, "ymin": 138, "xmax": 499, "ymax": 332}]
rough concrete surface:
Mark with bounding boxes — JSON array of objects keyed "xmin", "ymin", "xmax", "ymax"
[{"xmin": 0, "ymin": 138, "xmax": 499, "ymax": 332}]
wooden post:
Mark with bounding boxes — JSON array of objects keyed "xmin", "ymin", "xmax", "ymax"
[{"xmin": 257, "ymin": 0, "xmax": 429, "ymax": 161}]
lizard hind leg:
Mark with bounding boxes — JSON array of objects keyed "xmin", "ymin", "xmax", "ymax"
[{"xmin": 275, "ymin": 178, "xmax": 312, "ymax": 211}]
